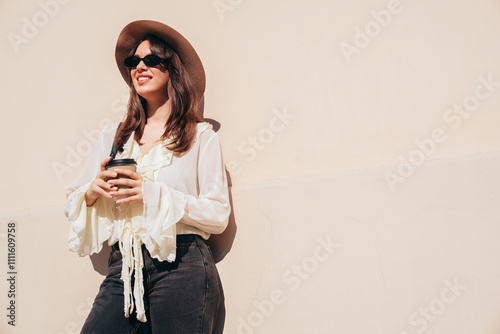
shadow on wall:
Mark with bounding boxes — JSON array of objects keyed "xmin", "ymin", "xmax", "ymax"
[{"xmin": 89, "ymin": 99, "xmax": 238, "ymax": 334}]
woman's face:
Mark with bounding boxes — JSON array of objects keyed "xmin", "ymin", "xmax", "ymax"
[{"xmin": 130, "ymin": 40, "xmax": 170, "ymax": 102}]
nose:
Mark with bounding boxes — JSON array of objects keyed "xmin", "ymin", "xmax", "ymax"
[{"xmin": 136, "ymin": 59, "xmax": 148, "ymax": 70}]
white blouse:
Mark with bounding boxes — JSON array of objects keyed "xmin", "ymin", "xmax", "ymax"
[{"xmin": 64, "ymin": 121, "xmax": 231, "ymax": 321}]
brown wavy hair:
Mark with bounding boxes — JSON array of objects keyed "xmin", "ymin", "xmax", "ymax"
[{"xmin": 113, "ymin": 34, "xmax": 202, "ymax": 154}]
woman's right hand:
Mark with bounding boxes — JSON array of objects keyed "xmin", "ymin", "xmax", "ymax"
[{"xmin": 85, "ymin": 157, "xmax": 119, "ymax": 207}]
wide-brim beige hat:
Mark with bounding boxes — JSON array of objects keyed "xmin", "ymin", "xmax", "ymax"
[{"xmin": 115, "ymin": 20, "xmax": 206, "ymax": 103}]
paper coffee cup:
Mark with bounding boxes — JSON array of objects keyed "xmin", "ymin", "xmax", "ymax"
[{"xmin": 105, "ymin": 158, "xmax": 137, "ymax": 190}]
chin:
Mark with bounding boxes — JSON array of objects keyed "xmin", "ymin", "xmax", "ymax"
[
  {"xmin": 135, "ymin": 86, "xmax": 153, "ymax": 95},
  {"xmin": 137, "ymin": 90, "xmax": 164, "ymax": 101}
]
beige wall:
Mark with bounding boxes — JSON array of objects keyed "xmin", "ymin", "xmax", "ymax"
[{"xmin": 1, "ymin": 0, "xmax": 500, "ymax": 333}]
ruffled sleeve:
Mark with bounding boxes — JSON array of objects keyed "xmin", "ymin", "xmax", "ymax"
[
  {"xmin": 64, "ymin": 122, "xmax": 119, "ymax": 256},
  {"xmin": 180, "ymin": 126, "xmax": 231, "ymax": 234}
]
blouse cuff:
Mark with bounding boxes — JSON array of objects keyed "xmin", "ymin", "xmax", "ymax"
[{"xmin": 65, "ymin": 182, "xmax": 114, "ymax": 256}]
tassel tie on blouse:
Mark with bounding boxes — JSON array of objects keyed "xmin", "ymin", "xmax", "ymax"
[{"xmin": 118, "ymin": 218, "xmax": 147, "ymax": 323}]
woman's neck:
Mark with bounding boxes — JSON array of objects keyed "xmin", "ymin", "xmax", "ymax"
[{"xmin": 146, "ymin": 98, "xmax": 172, "ymax": 127}]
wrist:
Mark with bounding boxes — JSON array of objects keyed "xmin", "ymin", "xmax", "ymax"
[{"xmin": 84, "ymin": 190, "xmax": 97, "ymax": 207}]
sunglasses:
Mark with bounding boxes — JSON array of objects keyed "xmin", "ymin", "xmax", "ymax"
[{"xmin": 124, "ymin": 55, "xmax": 168, "ymax": 68}]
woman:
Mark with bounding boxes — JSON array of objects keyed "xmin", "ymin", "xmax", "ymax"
[{"xmin": 64, "ymin": 20, "xmax": 230, "ymax": 333}]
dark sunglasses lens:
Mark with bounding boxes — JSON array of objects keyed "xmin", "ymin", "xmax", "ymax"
[
  {"xmin": 124, "ymin": 56, "xmax": 140, "ymax": 68},
  {"xmin": 143, "ymin": 55, "xmax": 162, "ymax": 66}
]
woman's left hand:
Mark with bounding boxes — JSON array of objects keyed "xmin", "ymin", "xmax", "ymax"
[{"xmin": 107, "ymin": 169, "xmax": 143, "ymax": 204}]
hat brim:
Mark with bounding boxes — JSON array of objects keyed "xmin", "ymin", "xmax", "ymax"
[{"xmin": 115, "ymin": 20, "xmax": 205, "ymax": 103}]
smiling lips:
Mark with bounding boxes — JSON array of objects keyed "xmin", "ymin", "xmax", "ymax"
[{"xmin": 136, "ymin": 75, "xmax": 152, "ymax": 84}]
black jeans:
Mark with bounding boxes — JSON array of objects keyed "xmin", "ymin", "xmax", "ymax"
[{"xmin": 81, "ymin": 235, "xmax": 223, "ymax": 334}]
